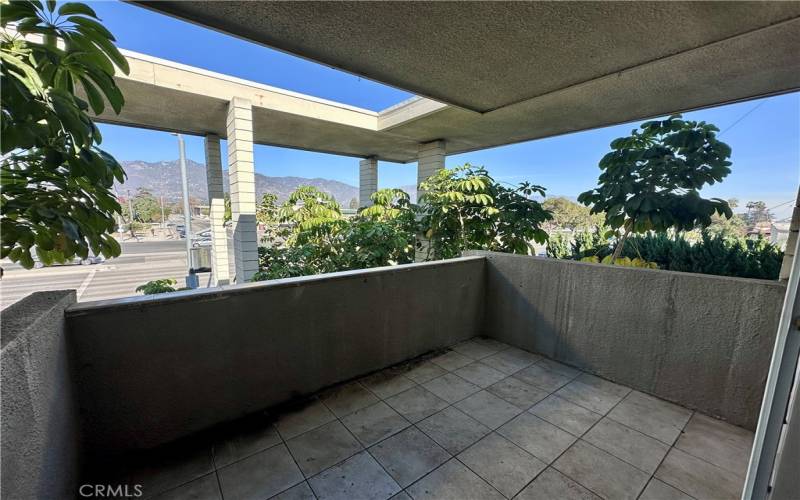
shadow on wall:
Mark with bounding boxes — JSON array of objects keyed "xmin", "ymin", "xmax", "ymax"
[
  {"xmin": 478, "ymin": 251, "xmax": 785, "ymax": 430},
  {"xmin": 1, "ymin": 290, "xmax": 82, "ymax": 500}
]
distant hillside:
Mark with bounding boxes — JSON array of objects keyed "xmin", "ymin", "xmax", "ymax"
[{"xmin": 115, "ymin": 159, "xmax": 360, "ymax": 205}]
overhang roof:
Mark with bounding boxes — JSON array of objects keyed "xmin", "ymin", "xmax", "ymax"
[
  {"xmin": 102, "ymin": 1, "xmax": 800, "ymax": 163},
  {"xmin": 132, "ymin": 1, "xmax": 800, "ymax": 112}
]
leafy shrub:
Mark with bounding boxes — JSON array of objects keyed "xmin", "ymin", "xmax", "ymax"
[
  {"xmin": 136, "ymin": 279, "xmax": 179, "ymax": 295},
  {"xmin": 550, "ymin": 230, "xmax": 783, "ymax": 280}
]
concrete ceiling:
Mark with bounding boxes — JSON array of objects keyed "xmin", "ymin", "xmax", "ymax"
[
  {"xmin": 99, "ymin": 2, "xmax": 800, "ymax": 164},
  {"xmin": 132, "ymin": 1, "xmax": 800, "ymax": 112}
]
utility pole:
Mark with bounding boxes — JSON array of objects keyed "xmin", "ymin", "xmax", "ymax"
[
  {"xmin": 160, "ymin": 195, "xmax": 166, "ymax": 228},
  {"xmin": 174, "ymin": 133, "xmax": 198, "ymax": 288},
  {"xmin": 126, "ymin": 189, "xmax": 134, "ymax": 223}
]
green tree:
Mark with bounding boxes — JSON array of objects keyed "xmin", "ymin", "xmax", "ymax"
[
  {"xmin": 278, "ymin": 186, "xmax": 344, "ymax": 246},
  {"xmin": 744, "ymin": 200, "xmax": 772, "ymax": 226},
  {"xmin": 418, "ymin": 164, "xmax": 552, "ymax": 259},
  {"xmin": 256, "ymin": 192, "xmax": 281, "ymax": 244},
  {"xmin": 128, "ymin": 188, "xmax": 164, "ymax": 223},
  {"xmin": 578, "ymin": 114, "xmax": 733, "ymax": 262},
  {"xmin": 542, "ymin": 196, "xmax": 604, "ymax": 231},
  {"xmin": 1, "ymin": 0, "xmax": 129, "ymax": 268}
]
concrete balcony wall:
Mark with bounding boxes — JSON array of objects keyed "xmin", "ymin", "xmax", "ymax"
[
  {"xmin": 1, "ymin": 291, "xmax": 81, "ymax": 500},
  {"xmin": 65, "ymin": 257, "xmax": 485, "ymax": 454},
  {"xmin": 477, "ymin": 251, "xmax": 785, "ymax": 430}
]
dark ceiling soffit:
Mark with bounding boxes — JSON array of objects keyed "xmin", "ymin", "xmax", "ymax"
[
  {"xmin": 128, "ymin": 1, "xmax": 800, "ymax": 115},
  {"xmin": 127, "ymin": 0, "xmax": 476, "ymax": 112}
]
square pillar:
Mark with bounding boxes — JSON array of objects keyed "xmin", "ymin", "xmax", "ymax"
[
  {"xmin": 227, "ymin": 97, "xmax": 259, "ymax": 282},
  {"xmin": 416, "ymin": 140, "xmax": 445, "ymax": 262},
  {"xmin": 204, "ymin": 134, "xmax": 230, "ymax": 285},
  {"xmin": 359, "ymin": 157, "xmax": 378, "ymax": 207},
  {"xmin": 417, "ymin": 140, "xmax": 446, "ymax": 197}
]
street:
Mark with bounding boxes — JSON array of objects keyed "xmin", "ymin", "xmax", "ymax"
[{"xmin": 0, "ymin": 240, "xmax": 221, "ymax": 309}]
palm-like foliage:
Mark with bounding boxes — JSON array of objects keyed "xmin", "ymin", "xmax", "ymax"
[{"xmin": 418, "ymin": 164, "xmax": 552, "ymax": 259}]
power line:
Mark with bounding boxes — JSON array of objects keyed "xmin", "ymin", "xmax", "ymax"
[{"xmin": 719, "ymin": 100, "xmax": 767, "ymax": 136}]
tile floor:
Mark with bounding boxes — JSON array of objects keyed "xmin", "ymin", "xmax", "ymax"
[{"xmin": 100, "ymin": 338, "xmax": 755, "ymax": 500}]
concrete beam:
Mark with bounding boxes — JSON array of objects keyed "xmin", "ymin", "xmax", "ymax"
[
  {"xmin": 359, "ymin": 157, "xmax": 378, "ymax": 207},
  {"xmin": 204, "ymin": 134, "xmax": 230, "ymax": 285},
  {"xmin": 227, "ymin": 98, "xmax": 259, "ymax": 282}
]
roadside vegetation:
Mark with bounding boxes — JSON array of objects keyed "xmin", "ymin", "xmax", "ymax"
[{"xmin": 0, "ymin": 3, "xmax": 783, "ymax": 289}]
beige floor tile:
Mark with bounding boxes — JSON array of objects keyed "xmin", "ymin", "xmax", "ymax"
[
  {"xmin": 218, "ymin": 444, "xmax": 303, "ymax": 500},
  {"xmin": 516, "ymin": 467, "xmax": 601, "ymax": 500},
  {"xmin": 455, "ymin": 362, "xmax": 507, "ymax": 388},
  {"xmin": 417, "ymin": 406, "xmax": 490, "ymax": 454},
  {"xmin": 308, "ymin": 451, "xmax": 400, "ymax": 500},
  {"xmin": 341, "ymin": 401, "xmax": 410, "ymax": 447},
  {"xmin": 320, "ymin": 382, "xmax": 380, "ymax": 418},
  {"xmin": 458, "ymin": 433, "xmax": 546, "ymax": 498},
  {"xmin": 582, "ymin": 418, "xmax": 670, "ymax": 473},
  {"xmin": 405, "ymin": 459, "xmax": 504, "ymax": 500},
  {"xmin": 455, "ymin": 390, "xmax": 522, "ymax": 429},
  {"xmin": 530, "ymin": 395, "xmax": 602, "ymax": 437},
  {"xmin": 275, "ymin": 399, "xmax": 336, "ymax": 440},
  {"xmin": 674, "ymin": 413, "xmax": 754, "ymax": 477},
  {"xmin": 607, "ymin": 391, "xmax": 692, "ymax": 445},
  {"xmin": 285, "ymin": 421, "xmax": 363, "ymax": 477},
  {"xmin": 497, "ymin": 413, "xmax": 577, "ymax": 463},
  {"xmin": 422, "ymin": 373, "xmax": 480, "ymax": 403},
  {"xmin": 554, "ymin": 440, "xmax": 650, "ymax": 500},
  {"xmin": 385, "ymin": 386, "xmax": 448, "ymax": 423},
  {"xmin": 655, "ymin": 447, "xmax": 744, "ymax": 500},
  {"xmin": 369, "ymin": 427, "xmax": 450, "ymax": 487}
]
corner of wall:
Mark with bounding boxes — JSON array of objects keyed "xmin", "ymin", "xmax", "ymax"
[{"xmin": 1, "ymin": 290, "xmax": 82, "ymax": 499}]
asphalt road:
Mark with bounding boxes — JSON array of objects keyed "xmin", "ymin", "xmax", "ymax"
[{"xmin": 1, "ymin": 240, "xmax": 222, "ymax": 310}]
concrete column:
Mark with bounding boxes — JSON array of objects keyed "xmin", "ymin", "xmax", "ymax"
[
  {"xmin": 227, "ymin": 97, "xmax": 259, "ymax": 282},
  {"xmin": 779, "ymin": 185, "xmax": 800, "ymax": 281},
  {"xmin": 417, "ymin": 140, "xmax": 446, "ymax": 197},
  {"xmin": 204, "ymin": 134, "xmax": 230, "ymax": 285},
  {"xmin": 359, "ymin": 157, "xmax": 378, "ymax": 207},
  {"xmin": 416, "ymin": 140, "xmax": 446, "ymax": 262}
]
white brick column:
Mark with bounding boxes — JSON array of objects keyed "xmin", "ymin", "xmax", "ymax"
[
  {"xmin": 204, "ymin": 134, "xmax": 230, "ymax": 285},
  {"xmin": 359, "ymin": 157, "xmax": 378, "ymax": 207},
  {"xmin": 417, "ymin": 140, "xmax": 446, "ymax": 197},
  {"xmin": 416, "ymin": 140, "xmax": 446, "ymax": 262},
  {"xmin": 227, "ymin": 97, "xmax": 259, "ymax": 282}
]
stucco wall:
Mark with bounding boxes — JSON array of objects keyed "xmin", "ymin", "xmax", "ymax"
[
  {"xmin": 478, "ymin": 252, "xmax": 785, "ymax": 429},
  {"xmin": 1, "ymin": 290, "xmax": 81, "ymax": 500},
  {"xmin": 66, "ymin": 257, "xmax": 485, "ymax": 454}
]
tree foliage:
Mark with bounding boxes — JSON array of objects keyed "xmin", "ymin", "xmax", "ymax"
[
  {"xmin": 253, "ymin": 188, "xmax": 415, "ymax": 281},
  {"xmin": 578, "ymin": 114, "xmax": 733, "ymax": 260},
  {"xmin": 121, "ymin": 187, "xmax": 166, "ymax": 223},
  {"xmin": 1, "ymin": 0, "xmax": 129, "ymax": 268},
  {"xmin": 542, "ymin": 196, "xmax": 604, "ymax": 231},
  {"xmin": 136, "ymin": 278, "xmax": 180, "ymax": 295},
  {"xmin": 418, "ymin": 164, "xmax": 552, "ymax": 259}
]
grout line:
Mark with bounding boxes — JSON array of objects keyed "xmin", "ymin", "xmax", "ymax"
[
  {"xmin": 638, "ymin": 411, "xmax": 699, "ymax": 500},
  {"xmin": 515, "ymin": 377, "xmax": 633, "ymax": 499}
]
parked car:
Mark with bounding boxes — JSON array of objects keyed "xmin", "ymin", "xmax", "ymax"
[{"xmin": 192, "ymin": 229, "xmax": 213, "ymax": 247}]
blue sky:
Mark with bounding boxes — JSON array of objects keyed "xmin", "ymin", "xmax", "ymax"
[{"xmin": 94, "ymin": 1, "xmax": 800, "ymax": 219}]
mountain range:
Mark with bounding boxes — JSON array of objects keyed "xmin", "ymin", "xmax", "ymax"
[{"xmin": 115, "ymin": 159, "xmax": 368, "ymax": 206}]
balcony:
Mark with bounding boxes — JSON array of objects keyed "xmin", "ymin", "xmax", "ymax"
[{"xmin": 1, "ymin": 253, "xmax": 785, "ymax": 499}]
